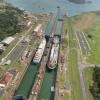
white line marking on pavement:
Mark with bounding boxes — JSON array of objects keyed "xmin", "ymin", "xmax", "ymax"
[
  {"xmin": 82, "ymin": 32, "xmax": 91, "ymax": 50},
  {"xmin": 3, "ymin": 25, "xmax": 33, "ymax": 60}
]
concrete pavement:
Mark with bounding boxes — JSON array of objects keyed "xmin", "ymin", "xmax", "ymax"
[
  {"xmin": 77, "ymin": 52, "xmax": 88, "ymax": 100},
  {"xmin": 76, "ymin": 31, "xmax": 90, "ymax": 55}
]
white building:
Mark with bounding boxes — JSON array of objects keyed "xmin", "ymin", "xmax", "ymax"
[
  {"xmin": 33, "ymin": 24, "xmax": 42, "ymax": 33},
  {"xmin": 1, "ymin": 37, "xmax": 15, "ymax": 45}
]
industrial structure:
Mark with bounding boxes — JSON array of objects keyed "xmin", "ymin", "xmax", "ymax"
[
  {"xmin": 32, "ymin": 24, "xmax": 43, "ymax": 37},
  {"xmin": 1, "ymin": 37, "xmax": 15, "ymax": 46}
]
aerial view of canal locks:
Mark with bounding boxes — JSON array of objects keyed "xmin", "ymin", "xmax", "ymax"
[{"xmin": 0, "ymin": 0, "xmax": 100, "ymax": 100}]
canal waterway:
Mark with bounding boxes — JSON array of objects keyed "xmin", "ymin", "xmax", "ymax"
[
  {"xmin": 55, "ymin": 21, "xmax": 63, "ymax": 36},
  {"xmin": 14, "ymin": 14, "xmax": 57, "ymax": 99},
  {"xmin": 14, "ymin": 63, "xmax": 40, "ymax": 97},
  {"xmin": 38, "ymin": 19, "xmax": 63, "ymax": 100},
  {"xmin": 6, "ymin": 0, "xmax": 100, "ymax": 16},
  {"xmin": 45, "ymin": 13, "xmax": 56, "ymax": 37},
  {"xmin": 38, "ymin": 69, "xmax": 57, "ymax": 100}
]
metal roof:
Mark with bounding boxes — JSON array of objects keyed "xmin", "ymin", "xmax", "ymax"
[
  {"xmin": 34, "ymin": 24, "xmax": 42, "ymax": 32},
  {"xmin": 1, "ymin": 37, "xmax": 15, "ymax": 45}
]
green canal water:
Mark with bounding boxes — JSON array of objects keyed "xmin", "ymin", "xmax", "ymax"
[
  {"xmin": 14, "ymin": 15, "xmax": 55, "ymax": 98},
  {"xmin": 45, "ymin": 14, "xmax": 56, "ymax": 37},
  {"xmin": 55, "ymin": 21, "xmax": 63, "ymax": 36},
  {"xmin": 14, "ymin": 63, "xmax": 40, "ymax": 97},
  {"xmin": 38, "ymin": 69, "xmax": 57, "ymax": 100},
  {"xmin": 38, "ymin": 20, "xmax": 62, "ymax": 100}
]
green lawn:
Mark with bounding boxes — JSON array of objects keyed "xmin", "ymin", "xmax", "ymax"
[
  {"xmin": 68, "ymin": 50, "xmax": 82, "ymax": 100},
  {"xmin": 63, "ymin": 17, "xmax": 82, "ymax": 100},
  {"xmin": 84, "ymin": 19, "xmax": 100, "ymax": 64},
  {"xmin": 83, "ymin": 67, "xmax": 94, "ymax": 100}
]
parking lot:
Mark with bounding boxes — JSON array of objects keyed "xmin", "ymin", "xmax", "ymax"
[{"xmin": 76, "ymin": 31, "xmax": 90, "ymax": 55}]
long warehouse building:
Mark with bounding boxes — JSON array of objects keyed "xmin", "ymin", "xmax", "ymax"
[{"xmin": 1, "ymin": 37, "xmax": 15, "ymax": 45}]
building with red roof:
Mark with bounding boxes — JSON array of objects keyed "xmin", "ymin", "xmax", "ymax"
[{"xmin": 0, "ymin": 73, "xmax": 13, "ymax": 88}]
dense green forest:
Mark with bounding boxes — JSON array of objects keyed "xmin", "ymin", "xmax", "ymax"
[
  {"xmin": 0, "ymin": 5, "xmax": 23, "ymax": 41},
  {"xmin": 91, "ymin": 66, "xmax": 100, "ymax": 100}
]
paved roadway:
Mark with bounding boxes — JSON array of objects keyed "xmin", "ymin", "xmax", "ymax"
[
  {"xmin": 81, "ymin": 32, "xmax": 90, "ymax": 51},
  {"xmin": 77, "ymin": 52, "xmax": 88, "ymax": 100},
  {"xmin": 75, "ymin": 31, "xmax": 89, "ymax": 100},
  {"xmin": 76, "ymin": 31, "xmax": 89, "ymax": 55},
  {"xmin": 6, "ymin": 40, "xmax": 28, "ymax": 65},
  {"xmin": 2, "ymin": 25, "xmax": 34, "ymax": 66}
]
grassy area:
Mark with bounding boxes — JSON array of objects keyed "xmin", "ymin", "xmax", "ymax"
[
  {"xmin": 59, "ymin": 69, "xmax": 66, "ymax": 84},
  {"xmin": 64, "ymin": 17, "xmax": 83, "ymax": 100},
  {"xmin": 85, "ymin": 19, "xmax": 100, "ymax": 64},
  {"xmin": 72, "ymin": 11, "xmax": 100, "ymax": 64},
  {"xmin": 68, "ymin": 50, "xmax": 82, "ymax": 100},
  {"xmin": 71, "ymin": 12, "xmax": 100, "ymax": 99},
  {"xmin": 64, "ymin": 92, "xmax": 71, "ymax": 100},
  {"xmin": 72, "ymin": 13, "xmax": 96, "ymax": 31},
  {"xmin": 83, "ymin": 67, "xmax": 94, "ymax": 100}
]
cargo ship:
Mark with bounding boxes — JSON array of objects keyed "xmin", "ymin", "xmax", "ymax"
[
  {"xmin": 53, "ymin": 36, "xmax": 59, "ymax": 44},
  {"xmin": 47, "ymin": 37, "xmax": 59, "ymax": 69},
  {"xmin": 33, "ymin": 38, "xmax": 46, "ymax": 63}
]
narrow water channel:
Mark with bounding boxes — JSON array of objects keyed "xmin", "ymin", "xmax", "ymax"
[
  {"xmin": 38, "ymin": 69, "xmax": 57, "ymax": 100},
  {"xmin": 13, "ymin": 14, "xmax": 57, "ymax": 99},
  {"xmin": 14, "ymin": 63, "xmax": 40, "ymax": 97},
  {"xmin": 38, "ymin": 19, "xmax": 63, "ymax": 100},
  {"xmin": 45, "ymin": 14, "xmax": 56, "ymax": 37},
  {"xmin": 55, "ymin": 21, "xmax": 63, "ymax": 36}
]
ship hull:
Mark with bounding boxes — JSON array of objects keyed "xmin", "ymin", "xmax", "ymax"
[
  {"xmin": 47, "ymin": 37, "xmax": 59, "ymax": 70},
  {"xmin": 33, "ymin": 38, "xmax": 46, "ymax": 64}
]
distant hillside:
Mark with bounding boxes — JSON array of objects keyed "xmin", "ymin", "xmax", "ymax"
[{"xmin": 68, "ymin": 0, "xmax": 85, "ymax": 4}]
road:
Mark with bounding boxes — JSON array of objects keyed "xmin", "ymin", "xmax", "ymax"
[
  {"xmin": 1, "ymin": 25, "xmax": 34, "ymax": 66},
  {"xmin": 6, "ymin": 41, "xmax": 28, "ymax": 65},
  {"xmin": 76, "ymin": 31, "xmax": 90, "ymax": 55},
  {"xmin": 82, "ymin": 32, "xmax": 91, "ymax": 50},
  {"xmin": 77, "ymin": 52, "xmax": 88, "ymax": 100},
  {"xmin": 75, "ymin": 31, "xmax": 89, "ymax": 100},
  {"xmin": 4, "ymin": 25, "xmax": 33, "ymax": 58},
  {"xmin": 81, "ymin": 32, "xmax": 90, "ymax": 50}
]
